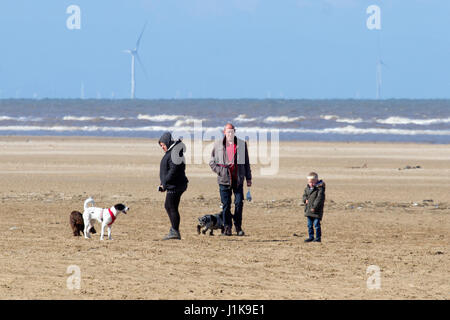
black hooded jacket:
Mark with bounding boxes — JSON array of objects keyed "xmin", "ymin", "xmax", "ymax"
[{"xmin": 159, "ymin": 132, "xmax": 188, "ymax": 192}]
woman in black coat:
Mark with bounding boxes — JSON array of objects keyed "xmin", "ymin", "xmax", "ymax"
[{"xmin": 158, "ymin": 132, "xmax": 188, "ymax": 240}]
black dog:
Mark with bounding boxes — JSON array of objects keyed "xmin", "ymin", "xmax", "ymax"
[{"xmin": 197, "ymin": 213, "xmax": 224, "ymax": 236}]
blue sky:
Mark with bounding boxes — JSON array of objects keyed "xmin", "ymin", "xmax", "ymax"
[{"xmin": 0, "ymin": 0, "xmax": 449, "ymax": 99}]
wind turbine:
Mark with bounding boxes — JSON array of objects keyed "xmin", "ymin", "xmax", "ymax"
[
  {"xmin": 376, "ymin": 59, "xmax": 387, "ymax": 100},
  {"xmin": 374, "ymin": 27, "xmax": 389, "ymax": 100},
  {"xmin": 124, "ymin": 22, "xmax": 148, "ymax": 99}
]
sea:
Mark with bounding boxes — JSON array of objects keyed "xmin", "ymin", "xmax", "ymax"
[{"xmin": 0, "ymin": 99, "xmax": 449, "ymax": 144}]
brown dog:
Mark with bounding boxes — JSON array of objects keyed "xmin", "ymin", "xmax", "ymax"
[{"xmin": 70, "ymin": 210, "xmax": 96, "ymax": 236}]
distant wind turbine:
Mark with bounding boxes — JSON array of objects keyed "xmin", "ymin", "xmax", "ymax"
[
  {"xmin": 376, "ymin": 59, "xmax": 387, "ymax": 100},
  {"xmin": 374, "ymin": 26, "xmax": 389, "ymax": 100},
  {"xmin": 124, "ymin": 22, "xmax": 148, "ymax": 99}
]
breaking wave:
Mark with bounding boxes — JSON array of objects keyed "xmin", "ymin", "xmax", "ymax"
[{"xmin": 1, "ymin": 125, "xmax": 449, "ymax": 136}]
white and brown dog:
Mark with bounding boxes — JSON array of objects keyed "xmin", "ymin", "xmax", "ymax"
[{"xmin": 82, "ymin": 197, "xmax": 129, "ymax": 240}]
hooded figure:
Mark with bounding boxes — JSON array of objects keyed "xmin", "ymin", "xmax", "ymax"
[
  {"xmin": 303, "ymin": 180, "xmax": 326, "ymax": 220},
  {"xmin": 158, "ymin": 132, "xmax": 188, "ymax": 240},
  {"xmin": 158, "ymin": 131, "xmax": 174, "ymax": 152},
  {"xmin": 158, "ymin": 132, "xmax": 188, "ymax": 192},
  {"xmin": 302, "ymin": 177, "xmax": 326, "ymax": 242}
]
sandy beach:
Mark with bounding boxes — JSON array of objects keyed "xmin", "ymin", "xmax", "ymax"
[{"xmin": 0, "ymin": 136, "xmax": 448, "ymax": 299}]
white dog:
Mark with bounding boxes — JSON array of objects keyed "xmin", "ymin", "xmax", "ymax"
[{"xmin": 82, "ymin": 197, "xmax": 129, "ymax": 240}]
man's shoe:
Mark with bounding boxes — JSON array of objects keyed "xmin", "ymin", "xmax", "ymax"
[
  {"xmin": 237, "ymin": 230, "xmax": 245, "ymax": 236},
  {"xmin": 313, "ymin": 238, "xmax": 321, "ymax": 242},
  {"xmin": 220, "ymin": 226, "xmax": 232, "ymax": 236},
  {"xmin": 304, "ymin": 238, "xmax": 314, "ymax": 243},
  {"xmin": 163, "ymin": 228, "xmax": 181, "ymax": 240}
]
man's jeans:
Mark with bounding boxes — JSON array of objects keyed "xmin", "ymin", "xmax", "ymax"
[
  {"xmin": 219, "ymin": 183, "xmax": 244, "ymax": 231},
  {"xmin": 307, "ymin": 216, "xmax": 321, "ymax": 240}
]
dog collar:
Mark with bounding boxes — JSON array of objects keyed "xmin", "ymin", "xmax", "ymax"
[{"xmin": 108, "ymin": 208, "xmax": 116, "ymax": 226}]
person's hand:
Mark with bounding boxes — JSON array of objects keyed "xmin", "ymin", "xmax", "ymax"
[
  {"xmin": 247, "ymin": 180, "xmax": 252, "ymax": 187},
  {"xmin": 305, "ymin": 200, "xmax": 308, "ymax": 204},
  {"xmin": 310, "ymin": 208, "xmax": 315, "ymax": 213},
  {"xmin": 158, "ymin": 185, "xmax": 165, "ymax": 192}
]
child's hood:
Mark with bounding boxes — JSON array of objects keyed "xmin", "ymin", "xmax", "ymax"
[{"xmin": 316, "ymin": 180, "xmax": 325, "ymax": 188}]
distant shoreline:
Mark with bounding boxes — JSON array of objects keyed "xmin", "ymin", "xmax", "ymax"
[{"xmin": 0, "ymin": 135, "xmax": 449, "ymax": 146}]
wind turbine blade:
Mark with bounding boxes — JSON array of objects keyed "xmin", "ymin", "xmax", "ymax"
[
  {"xmin": 135, "ymin": 21, "xmax": 148, "ymax": 50},
  {"xmin": 123, "ymin": 49, "xmax": 132, "ymax": 54},
  {"xmin": 379, "ymin": 59, "xmax": 388, "ymax": 68},
  {"xmin": 135, "ymin": 53, "xmax": 149, "ymax": 79}
]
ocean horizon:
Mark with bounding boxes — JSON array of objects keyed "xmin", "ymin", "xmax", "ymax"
[{"xmin": 1, "ymin": 98, "xmax": 449, "ymax": 144}]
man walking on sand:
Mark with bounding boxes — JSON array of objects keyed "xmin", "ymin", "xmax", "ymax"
[{"xmin": 210, "ymin": 123, "xmax": 252, "ymax": 236}]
